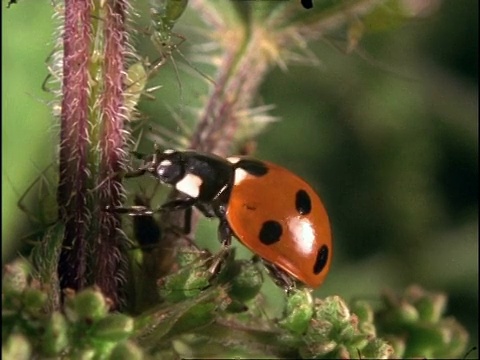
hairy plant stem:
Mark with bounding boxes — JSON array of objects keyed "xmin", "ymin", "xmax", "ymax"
[
  {"xmin": 57, "ymin": 0, "xmax": 93, "ymax": 298},
  {"xmin": 57, "ymin": 0, "xmax": 128, "ymax": 309}
]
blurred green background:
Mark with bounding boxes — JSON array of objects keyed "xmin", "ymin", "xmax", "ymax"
[{"xmin": 2, "ymin": 0, "xmax": 477, "ymax": 350}]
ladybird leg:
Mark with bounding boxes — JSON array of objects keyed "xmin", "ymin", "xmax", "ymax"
[
  {"xmin": 105, "ymin": 197, "xmax": 197, "ymax": 216},
  {"xmin": 218, "ymin": 218, "xmax": 233, "ymax": 247},
  {"xmin": 206, "ymin": 246, "xmax": 232, "ymax": 276},
  {"xmin": 179, "ymin": 206, "xmax": 192, "ymax": 234},
  {"xmin": 262, "ymin": 261, "xmax": 296, "ymax": 295},
  {"xmin": 199, "ymin": 217, "xmax": 234, "ymax": 278}
]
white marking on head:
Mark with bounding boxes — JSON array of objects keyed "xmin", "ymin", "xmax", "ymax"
[
  {"xmin": 227, "ymin": 156, "xmax": 241, "ymax": 164},
  {"xmin": 233, "ymin": 168, "xmax": 250, "ymax": 186},
  {"xmin": 175, "ymin": 173, "xmax": 203, "ymax": 198},
  {"xmin": 163, "ymin": 149, "xmax": 175, "ymax": 154},
  {"xmin": 159, "ymin": 159, "xmax": 172, "ymax": 167}
]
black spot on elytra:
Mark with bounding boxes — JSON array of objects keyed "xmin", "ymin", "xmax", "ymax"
[
  {"xmin": 295, "ymin": 189, "xmax": 312, "ymax": 215},
  {"xmin": 313, "ymin": 245, "xmax": 329, "ymax": 274},
  {"xmin": 236, "ymin": 159, "xmax": 268, "ymax": 177},
  {"xmin": 259, "ymin": 220, "xmax": 282, "ymax": 245}
]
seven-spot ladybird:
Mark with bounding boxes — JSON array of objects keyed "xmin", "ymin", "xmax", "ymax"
[{"xmin": 110, "ymin": 149, "xmax": 332, "ymax": 291}]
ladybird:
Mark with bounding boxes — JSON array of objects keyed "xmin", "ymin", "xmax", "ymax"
[{"xmin": 111, "ymin": 149, "xmax": 332, "ymax": 290}]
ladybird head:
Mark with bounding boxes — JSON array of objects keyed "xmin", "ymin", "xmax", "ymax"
[
  {"xmin": 150, "ymin": 149, "xmax": 186, "ymax": 186},
  {"xmin": 140, "ymin": 148, "xmax": 232, "ymax": 200}
]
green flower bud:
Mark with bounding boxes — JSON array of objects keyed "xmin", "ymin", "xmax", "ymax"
[
  {"xmin": 109, "ymin": 341, "xmax": 143, "ymax": 360},
  {"xmin": 395, "ymin": 302, "xmax": 419, "ymax": 324},
  {"xmin": 278, "ymin": 288, "xmax": 314, "ymax": 335},
  {"xmin": 70, "ymin": 346, "xmax": 95, "ymax": 360},
  {"xmin": 2, "ymin": 259, "xmax": 31, "ymax": 293},
  {"xmin": 415, "ymin": 293, "xmax": 446, "ymax": 323},
  {"xmin": 361, "ymin": 338, "xmax": 395, "ymax": 358},
  {"xmin": 159, "ymin": 251, "xmax": 213, "ymax": 302},
  {"xmin": 66, "ymin": 287, "xmax": 110, "ymax": 322},
  {"xmin": 2, "ymin": 334, "xmax": 32, "ymax": 360},
  {"xmin": 384, "ymin": 335, "xmax": 406, "ymax": 358},
  {"xmin": 351, "ymin": 299, "xmax": 374, "ymax": 324},
  {"xmin": 91, "ymin": 314, "xmax": 134, "ymax": 342},
  {"xmin": 40, "ymin": 312, "xmax": 69, "ymax": 357},
  {"xmin": 22, "ymin": 288, "xmax": 48, "ymax": 312},
  {"xmin": 228, "ymin": 260, "xmax": 263, "ymax": 303}
]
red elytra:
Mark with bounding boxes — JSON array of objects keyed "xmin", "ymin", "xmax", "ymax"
[{"xmin": 226, "ymin": 157, "xmax": 332, "ymax": 288}]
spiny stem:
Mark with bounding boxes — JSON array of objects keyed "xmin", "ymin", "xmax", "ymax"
[
  {"xmin": 57, "ymin": 0, "xmax": 129, "ymax": 309},
  {"xmin": 58, "ymin": 0, "xmax": 93, "ymax": 296},
  {"xmin": 94, "ymin": 0, "xmax": 129, "ymax": 309}
]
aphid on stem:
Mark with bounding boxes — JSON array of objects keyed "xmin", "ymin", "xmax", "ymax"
[{"xmin": 145, "ymin": 0, "xmax": 215, "ymax": 98}]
